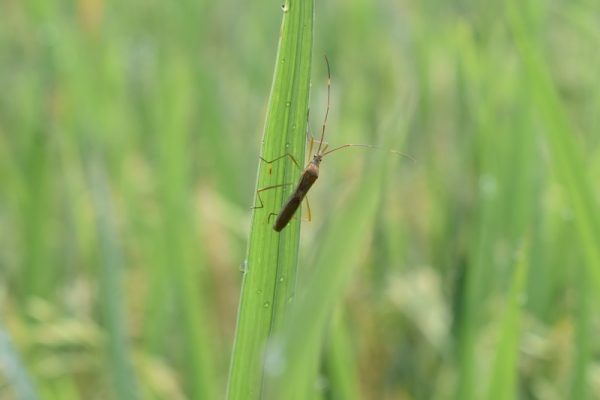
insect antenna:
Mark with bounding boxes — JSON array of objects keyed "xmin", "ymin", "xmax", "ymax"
[
  {"xmin": 316, "ymin": 55, "xmax": 331, "ymax": 155},
  {"xmin": 322, "ymin": 143, "xmax": 415, "ymax": 162}
]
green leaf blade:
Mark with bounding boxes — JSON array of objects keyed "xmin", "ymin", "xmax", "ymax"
[{"xmin": 227, "ymin": 1, "xmax": 314, "ymax": 399}]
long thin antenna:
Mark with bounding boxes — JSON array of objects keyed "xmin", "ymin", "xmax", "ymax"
[
  {"xmin": 316, "ymin": 55, "xmax": 331, "ymax": 155},
  {"xmin": 322, "ymin": 143, "xmax": 416, "ymax": 162}
]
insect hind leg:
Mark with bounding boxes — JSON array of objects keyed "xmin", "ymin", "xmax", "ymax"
[
  {"xmin": 252, "ymin": 183, "xmax": 293, "ymax": 210},
  {"xmin": 303, "ymin": 195, "xmax": 312, "ymax": 222},
  {"xmin": 267, "ymin": 212, "xmax": 278, "ymax": 224},
  {"xmin": 268, "ymin": 196, "xmax": 311, "ymax": 226}
]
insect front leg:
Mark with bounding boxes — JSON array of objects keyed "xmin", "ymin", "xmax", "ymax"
[
  {"xmin": 306, "ymin": 110, "xmax": 328, "ymax": 157},
  {"xmin": 258, "ymin": 153, "xmax": 302, "ymax": 175}
]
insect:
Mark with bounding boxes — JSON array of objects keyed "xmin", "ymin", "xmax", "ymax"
[{"xmin": 254, "ymin": 56, "xmax": 408, "ymax": 232}]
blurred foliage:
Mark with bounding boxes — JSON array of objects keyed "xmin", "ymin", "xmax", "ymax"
[{"xmin": 1, "ymin": 0, "xmax": 600, "ymax": 399}]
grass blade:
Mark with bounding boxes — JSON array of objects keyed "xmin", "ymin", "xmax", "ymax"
[
  {"xmin": 263, "ymin": 126, "xmax": 403, "ymax": 399},
  {"xmin": 506, "ymin": 2, "xmax": 600, "ymax": 396},
  {"xmin": 88, "ymin": 158, "xmax": 139, "ymax": 400},
  {"xmin": 487, "ymin": 243, "xmax": 528, "ymax": 400},
  {"xmin": 0, "ymin": 318, "xmax": 39, "ymax": 400},
  {"xmin": 155, "ymin": 58, "xmax": 218, "ymax": 399},
  {"xmin": 322, "ymin": 308, "xmax": 360, "ymax": 400},
  {"xmin": 227, "ymin": 1, "xmax": 314, "ymax": 398},
  {"xmin": 507, "ymin": 0, "xmax": 600, "ymax": 289}
]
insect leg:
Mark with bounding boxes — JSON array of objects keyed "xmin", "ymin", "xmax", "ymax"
[
  {"xmin": 267, "ymin": 212, "xmax": 278, "ymax": 224},
  {"xmin": 268, "ymin": 196, "xmax": 311, "ymax": 226},
  {"xmin": 303, "ymin": 195, "xmax": 312, "ymax": 222},
  {"xmin": 306, "ymin": 108, "xmax": 330, "ymax": 156},
  {"xmin": 258, "ymin": 153, "xmax": 302, "ymax": 174},
  {"xmin": 252, "ymin": 183, "xmax": 293, "ymax": 210}
]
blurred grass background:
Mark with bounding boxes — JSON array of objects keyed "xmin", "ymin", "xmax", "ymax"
[{"xmin": 1, "ymin": 0, "xmax": 600, "ymax": 399}]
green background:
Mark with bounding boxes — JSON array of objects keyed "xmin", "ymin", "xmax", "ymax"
[{"xmin": 2, "ymin": 0, "xmax": 600, "ymax": 398}]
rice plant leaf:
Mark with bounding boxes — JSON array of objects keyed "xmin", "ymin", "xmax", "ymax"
[
  {"xmin": 227, "ymin": 1, "xmax": 314, "ymax": 399},
  {"xmin": 487, "ymin": 243, "xmax": 528, "ymax": 400},
  {"xmin": 0, "ymin": 319, "xmax": 39, "ymax": 400},
  {"xmin": 507, "ymin": 0, "xmax": 600, "ymax": 290},
  {"xmin": 263, "ymin": 124, "xmax": 404, "ymax": 399}
]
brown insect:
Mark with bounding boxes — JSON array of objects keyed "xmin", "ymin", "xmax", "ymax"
[{"xmin": 253, "ymin": 56, "xmax": 408, "ymax": 232}]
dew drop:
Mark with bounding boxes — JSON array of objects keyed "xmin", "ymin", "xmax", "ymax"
[
  {"xmin": 263, "ymin": 301, "xmax": 271, "ymax": 308},
  {"xmin": 239, "ymin": 259, "xmax": 248, "ymax": 273}
]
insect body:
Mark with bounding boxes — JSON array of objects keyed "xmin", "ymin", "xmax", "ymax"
[
  {"xmin": 269, "ymin": 55, "xmax": 333, "ymax": 232},
  {"xmin": 254, "ymin": 56, "xmax": 410, "ymax": 232},
  {"xmin": 273, "ymin": 154, "xmax": 321, "ymax": 232}
]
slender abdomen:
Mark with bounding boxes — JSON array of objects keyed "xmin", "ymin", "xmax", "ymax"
[
  {"xmin": 274, "ymin": 194, "xmax": 304, "ymax": 232},
  {"xmin": 273, "ymin": 171, "xmax": 318, "ymax": 232}
]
